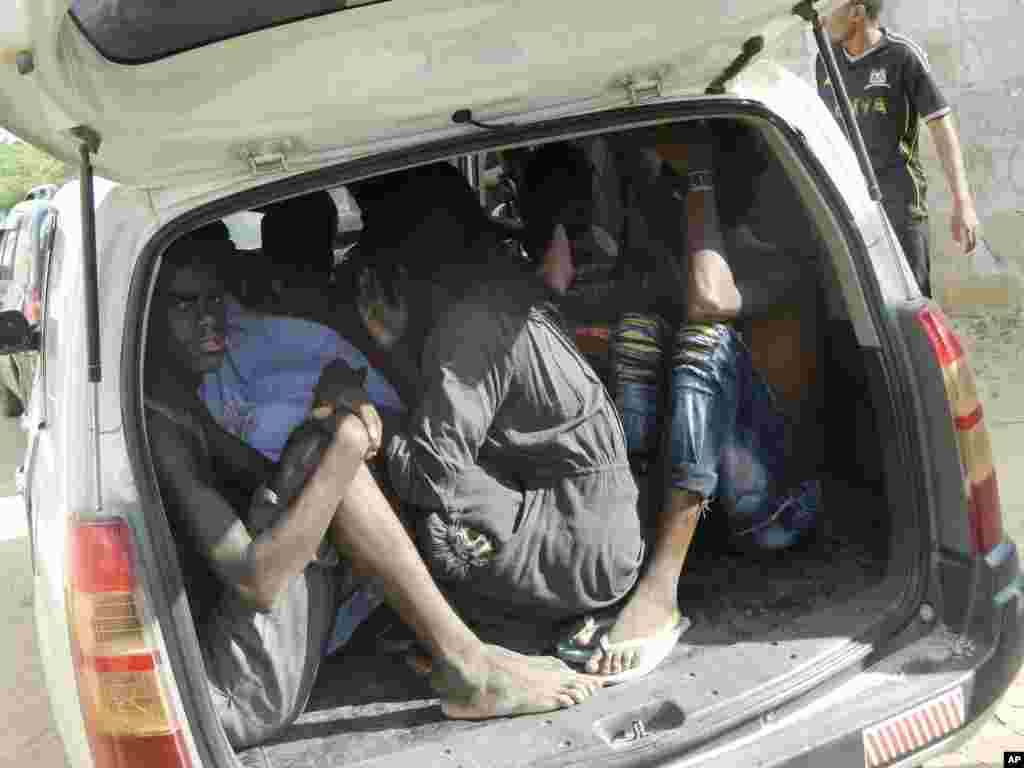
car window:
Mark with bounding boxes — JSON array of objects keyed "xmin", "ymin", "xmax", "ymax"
[
  {"xmin": 69, "ymin": 0, "xmax": 387, "ymax": 64},
  {"xmin": 222, "ymin": 211, "xmax": 263, "ymax": 252}
]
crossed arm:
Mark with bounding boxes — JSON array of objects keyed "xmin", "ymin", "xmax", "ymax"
[{"xmin": 149, "ymin": 406, "xmax": 374, "ymax": 613}]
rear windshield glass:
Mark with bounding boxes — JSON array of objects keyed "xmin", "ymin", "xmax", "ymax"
[{"xmin": 70, "ymin": 0, "xmax": 388, "ymax": 64}]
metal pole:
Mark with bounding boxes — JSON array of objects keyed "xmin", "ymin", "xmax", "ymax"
[
  {"xmin": 71, "ymin": 127, "xmax": 104, "ymax": 513},
  {"xmin": 459, "ymin": 154, "xmax": 478, "ymax": 190},
  {"xmin": 75, "ymin": 131, "xmax": 102, "ymax": 383},
  {"xmin": 808, "ymin": 11, "xmax": 883, "ymax": 203},
  {"xmin": 473, "ymin": 153, "xmax": 487, "ymax": 208}
]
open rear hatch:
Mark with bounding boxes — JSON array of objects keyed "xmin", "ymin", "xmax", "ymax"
[{"xmin": 0, "ymin": 0, "xmax": 826, "ymax": 187}]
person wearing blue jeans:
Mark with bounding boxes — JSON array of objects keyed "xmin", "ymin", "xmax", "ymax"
[
  {"xmin": 580, "ymin": 121, "xmax": 818, "ymax": 678},
  {"xmin": 613, "ymin": 314, "xmax": 817, "ymax": 551}
]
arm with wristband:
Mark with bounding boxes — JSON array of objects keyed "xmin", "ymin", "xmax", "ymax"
[
  {"xmin": 666, "ymin": 121, "xmax": 806, "ymax": 321},
  {"xmin": 681, "ymin": 122, "xmax": 742, "ymax": 322}
]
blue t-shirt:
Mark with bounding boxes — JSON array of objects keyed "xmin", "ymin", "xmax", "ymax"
[{"xmin": 201, "ymin": 298, "xmax": 404, "ymax": 461}]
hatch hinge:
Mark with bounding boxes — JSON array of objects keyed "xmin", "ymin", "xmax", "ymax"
[
  {"xmin": 242, "ymin": 139, "xmax": 294, "ymax": 175},
  {"xmin": 621, "ymin": 74, "xmax": 664, "ymax": 105}
]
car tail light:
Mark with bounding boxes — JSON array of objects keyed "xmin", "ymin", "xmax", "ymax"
[
  {"xmin": 917, "ymin": 306, "xmax": 1003, "ymax": 554},
  {"xmin": 68, "ymin": 519, "xmax": 192, "ymax": 768}
]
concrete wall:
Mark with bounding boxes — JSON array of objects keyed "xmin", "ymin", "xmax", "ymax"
[{"xmin": 778, "ymin": 1, "xmax": 1024, "ymax": 313}]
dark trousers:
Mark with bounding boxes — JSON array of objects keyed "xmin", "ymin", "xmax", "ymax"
[{"xmin": 885, "ymin": 204, "xmax": 932, "ymax": 298}]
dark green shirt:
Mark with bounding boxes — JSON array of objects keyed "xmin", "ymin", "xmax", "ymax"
[{"xmin": 816, "ymin": 29, "xmax": 950, "ymax": 220}]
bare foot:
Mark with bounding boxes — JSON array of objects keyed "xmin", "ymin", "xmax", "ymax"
[
  {"xmin": 585, "ymin": 581, "xmax": 680, "ymax": 676},
  {"xmin": 432, "ymin": 644, "xmax": 605, "ymax": 719}
]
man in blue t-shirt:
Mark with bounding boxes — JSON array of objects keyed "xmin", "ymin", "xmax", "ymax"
[{"xmin": 815, "ymin": 0, "xmax": 979, "ymax": 297}]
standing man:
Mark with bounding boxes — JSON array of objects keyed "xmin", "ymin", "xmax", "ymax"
[{"xmin": 816, "ymin": 0, "xmax": 979, "ymax": 297}]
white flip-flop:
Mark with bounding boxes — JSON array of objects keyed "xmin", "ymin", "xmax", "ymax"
[{"xmin": 557, "ymin": 611, "xmax": 691, "ymax": 685}]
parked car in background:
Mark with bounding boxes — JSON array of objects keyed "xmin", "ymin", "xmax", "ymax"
[
  {"xmin": 0, "ymin": 1, "xmax": 1020, "ymax": 768},
  {"xmin": 0, "ymin": 198, "xmax": 54, "ymax": 416}
]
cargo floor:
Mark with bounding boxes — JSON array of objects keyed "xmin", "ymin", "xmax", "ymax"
[{"xmin": 238, "ymin": 486, "xmax": 886, "ymax": 768}]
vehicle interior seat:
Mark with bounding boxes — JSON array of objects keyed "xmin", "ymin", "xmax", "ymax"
[{"xmin": 251, "ymin": 191, "xmax": 339, "ymax": 327}]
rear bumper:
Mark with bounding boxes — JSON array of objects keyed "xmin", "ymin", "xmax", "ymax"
[{"xmin": 674, "ymin": 540, "xmax": 1024, "ymax": 768}]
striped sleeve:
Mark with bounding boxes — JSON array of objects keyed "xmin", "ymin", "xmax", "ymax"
[{"xmin": 890, "ymin": 31, "xmax": 951, "ymax": 123}]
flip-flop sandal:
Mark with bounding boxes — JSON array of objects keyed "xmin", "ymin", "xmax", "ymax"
[
  {"xmin": 556, "ymin": 615, "xmax": 611, "ymax": 666},
  {"xmin": 556, "ymin": 611, "xmax": 691, "ymax": 685}
]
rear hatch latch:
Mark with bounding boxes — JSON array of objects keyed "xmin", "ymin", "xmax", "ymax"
[
  {"xmin": 613, "ymin": 719, "xmax": 649, "ymax": 745},
  {"xmin": 621, "ymin": 74, "xmax": 664, "ymax": 104},
  {"xmin": 241, "ymin": 139, "xmax": 295, "ymax": 175}
]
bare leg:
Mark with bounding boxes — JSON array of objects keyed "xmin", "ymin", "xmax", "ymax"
[
  {"xmin": 587, "ymin": 489, "xmax": 701, "ymax": 675},
  {"xmin": 325, "ymin": 458, "xmax": 603, "ymax": 717}
]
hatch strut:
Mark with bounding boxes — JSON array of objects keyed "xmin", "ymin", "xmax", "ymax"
[
  {"xmin": 706, "ymin": 36, "xmax": 765, "ymax": 95},
  {"xmin": 70, "ymin": 125, "xmax": 104, "ymax": 513},
  {"xmin": 794, "ymin": 1, "xmax": 882, "ymax": 202}
]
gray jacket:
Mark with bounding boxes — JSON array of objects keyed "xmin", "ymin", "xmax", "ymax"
[{"xmin": 387, "ymin": 271, "xmax": 643, "ymax": 619}]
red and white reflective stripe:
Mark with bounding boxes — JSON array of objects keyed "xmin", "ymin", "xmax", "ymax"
[{"xmin": 863, "ymin": 687, "xmax": 965, "ymax": 767}]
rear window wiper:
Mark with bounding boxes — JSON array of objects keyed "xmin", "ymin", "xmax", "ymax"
[
  {"xmin": 706, "ymin": 35, "xmax": 765, "ymax": 95},
  {"xmin": 452, "ymin": 109, "xmax": 517, "ymax": 131}
]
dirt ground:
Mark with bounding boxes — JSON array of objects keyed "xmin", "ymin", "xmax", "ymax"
[{"xmin": 0, "ymin": 310, "xmax": 1022, "ymax": 767}]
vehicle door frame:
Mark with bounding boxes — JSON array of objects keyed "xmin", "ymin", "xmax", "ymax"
[{"xmin": 21, "ymin": 202, "xmax": 61, "ymax": 570}]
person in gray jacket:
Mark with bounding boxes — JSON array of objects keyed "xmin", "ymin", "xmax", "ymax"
[
  {"xmin": 362, "ymin": 146, "xmax": 646, "ymax": 659},
  {"xmin": 366, "ymin": 134, "xmax": 800, "ymax": 683}
]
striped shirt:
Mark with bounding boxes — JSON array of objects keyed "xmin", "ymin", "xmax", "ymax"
[{"xmin": 816, "ymin": 29, "xmax": 950, "ymax": 219}]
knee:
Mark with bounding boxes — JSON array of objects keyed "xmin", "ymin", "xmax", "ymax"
[
  {"xmin": 672, "ymin": 324, "xmax": 739, "ymax": 382},
  {"xmin": 333, "ymin": 412, "xmax": 374, "ymax": 461},
  {"xmin": 613, "ymin": 314, "xmax": 668, "ymax": 364}
]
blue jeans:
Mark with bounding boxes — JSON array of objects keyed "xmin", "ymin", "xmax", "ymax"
[{"xmin": 613, "ymin": 314, "xmax": 798, "ymax": 539}]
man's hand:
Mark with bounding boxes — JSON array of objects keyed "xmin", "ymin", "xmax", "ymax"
[
  {"xmin": 357, "ymin": 267, "xmax": 409, "ymax": 349},
  {"xmin": 952, "ymin": 199, "xmax": 979, "ymax": 255},
  {"xmin": 313, "ymin": 360, "xmax": 383, "ymax": 460},
  {"xmin": 330, "ymin": 402, "xmax": 384, "ymax": 463}
]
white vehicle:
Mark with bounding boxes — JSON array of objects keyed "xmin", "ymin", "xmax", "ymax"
[{"xmin": 0, "ymin": 2, "xmax": 1020, "ymax": 768}]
